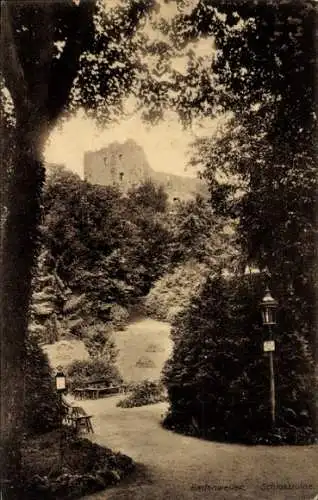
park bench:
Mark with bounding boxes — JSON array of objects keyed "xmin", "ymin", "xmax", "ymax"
[
  {"xmin": 62, "ymin": 400, "xmax": 94, "ymax": 434},
  {"xmin": 73, "ymin": 379, "xmax": 125, "ymax": 400}
]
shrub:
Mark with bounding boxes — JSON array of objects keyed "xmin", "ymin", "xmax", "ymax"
[
  {"xmin": 144, "ymin": 260, "xmax": 209, "ymax": 322},
  {"xmin": 117, "ymin": 380, "xmax": 165, "ymax": 408},
  {"xmin": 22, "ymin": 428, "xmax": 135, "ymax": 499},
  {"xmin": 109, "ymin": 304, "xmax": 129, "ymax": 330},
  {"xmin": 163, "ymin": 273, "xmax": 316, "ymax": 444},
  {"xmin": 24, "ymin": 336, "xmax": 61, "ymax": 435},
  {"xmin": 135, "ymin": 356, "xmax": 155, "ymax": 368},
  {"xmin": 146, "ymin": 343, "xmax": 164, "ymax": 353},
  {"xmin": 83, "ymin": 323, "xmax": 118, "ymax": 362},
  {"xmin": 66, "ymin": 359, "xmax": 122, "ymax": 393}
]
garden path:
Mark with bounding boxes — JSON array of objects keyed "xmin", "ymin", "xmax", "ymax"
[
  {"xmin": 79, "ymin": 318, "xmax": 318, "ymax": 500},
  {"xmin": 80, "ymin": 395, "xmax": 317, "ymax": 500}
]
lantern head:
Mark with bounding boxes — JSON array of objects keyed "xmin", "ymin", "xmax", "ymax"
[{"xmin": 260, "ymin": 287, "xmax": 278, "ymax": 326}]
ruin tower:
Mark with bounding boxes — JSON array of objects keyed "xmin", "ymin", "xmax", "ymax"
[
  {"xmin": 83, "ymin": 139, "xmax": 152, "ymax": 191},
  {"xmin": 83, "ymin": 139, "xmax": 207, "ymax": 200}
]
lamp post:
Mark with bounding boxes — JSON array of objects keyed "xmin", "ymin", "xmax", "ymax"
[
  {"xmin": 55, "ymin": 370, "xmax": 66, "ymax": 471},
  {"xmin": 260, "ymin": 287, "xmax": 278, "ymax": 428}
]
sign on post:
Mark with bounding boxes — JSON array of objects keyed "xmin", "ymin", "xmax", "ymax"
[
  {"xmin": 55, "ymin": 372, "xmax": 66, "ymax": 391},
  {"xmin": 263, "ymin": 340, "xmax": 275, "ymax": 352}
]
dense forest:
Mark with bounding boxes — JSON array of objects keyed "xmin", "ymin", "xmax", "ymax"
[{"xmin": 30, "ymin": 165, "xmax": 236, "ymax": 343}]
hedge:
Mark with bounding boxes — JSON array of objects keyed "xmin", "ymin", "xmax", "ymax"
[
  {"xmin": 24, "ymin": 336, "xmax": 60, "ymax": 435},
  {"xmin": 163, "ymin": 272, "xmax": 316, "ymax": 444}
]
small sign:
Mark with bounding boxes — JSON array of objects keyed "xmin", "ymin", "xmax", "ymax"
[
  {"xmin": 263, "ymin": 340, "xmax": 275, "ymax": 352},
  {"xmin": 56, "ymin": 378, "xmax": 66, "ymax": 391},
  {"xmin": 55, "ymin": 372, "xmax": 66, "ymax": 391}
]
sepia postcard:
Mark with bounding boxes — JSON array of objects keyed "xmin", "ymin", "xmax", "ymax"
[{"xmin": 0, "ymin": 1, "xmax": 317, "ymax": 499}]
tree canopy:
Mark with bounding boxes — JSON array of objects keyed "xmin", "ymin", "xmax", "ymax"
[
  {"xmin": 43, "ymin": 168, "xmax": 172, "ymax": 316},
  {"xmin": 0, "ymin": 1, "xmax": 158, "ymax": 493}
]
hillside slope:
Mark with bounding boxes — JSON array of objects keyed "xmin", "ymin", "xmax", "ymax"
[
  {"xmin": 42, "ymin": 318, "xmax": 172, "ymax": 383},
  {"xmin": 114, "ymin": 318, "xmax": 172, "ymax": 383},
  {"xmin": 42, "ymin": 339, "xmax": 89, "ymax": 370}
]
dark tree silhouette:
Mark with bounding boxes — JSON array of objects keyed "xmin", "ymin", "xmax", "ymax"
[{"xmin": 0, "ymin": 1, "xmax": 155, "ymax": 495}]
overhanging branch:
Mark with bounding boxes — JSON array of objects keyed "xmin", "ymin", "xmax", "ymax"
[
  {"xmin": 46, "ymin": 0, "xmax": 96, "ymax": 125},
  {"xmin": 0, "ymin": 1, "xmax": 30, "ymax": 117}
]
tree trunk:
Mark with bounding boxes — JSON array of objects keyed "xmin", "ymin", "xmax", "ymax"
[{"xmin": 0, "ymin": 125, "xmax": 45, "ymax": 499}]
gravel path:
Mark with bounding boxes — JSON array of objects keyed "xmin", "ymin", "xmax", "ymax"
[
  {"xmin": 79, "ymin": 395, "xmax": 317, "ymax": 500},
  {"xmin": 79, "ymin": 318, "xmax": 317, "ymax": 500}
]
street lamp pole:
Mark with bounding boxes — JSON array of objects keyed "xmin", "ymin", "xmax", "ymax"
[
  {"xmin": 55, "ymin": 370, "xmax": 66, "ymax": 471},
  {"xmin": 260, "ymin": 287, "xmax": 278, "ymax": 428},
  {"xmin": 268, "ymin": 325, "xmax": 275, "ymax": 426}
]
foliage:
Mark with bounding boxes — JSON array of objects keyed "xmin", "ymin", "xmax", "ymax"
[
  {"xmin": 109, "ymin": 305, "xmax": 130, "ymax": 330},
  {"xmin": 24, "ymin": 336, "xmax": 60, "ymax": 435},
  {"xmin": 123, "ymin": 180, "xmax": 172, "ymax": 295},
  {"xmin": 0, "ymin": 1, "xmax": 157, "ymax": 484},
  {"xmin": 169, "ymin": 196, "xmax": 240, "ymax": 267},
  {"xmin": 176, "ymin": 2, "xmax": 317, "ymax": 352},
  {"xmin": 71, "ymin": 0, "xmax": 157, "ymax": 122},
  {"xmin": 135, "ymin": 356, "xmax": 156, "ymax": 369},
  {"xmin": 117, "ymin": 380, "xmax": 165, "ymax": 408},
  {"xmin": 82, "ymin": 323, "xmax": 118, "ymax": 362},
  {"xmin": 66, "ymin": 359, "xmax": 122, "ymax": 393},
  {"xmin": 169, "ymin": 196, "xmax": 215, "ymax": 263},
  {"xmin": 29, "ymin": 248, "xmax": 75, "ymax": 344},
  {"xmin": 144, "ymin": 260, "xmax": 209, "ymax": 322},
  {"xmin": 163, "ymin": 272, "xmax": 315, "ymax": 445},
  {"xmin": 42, "ymin": 169, "xmax": 172, "ymax": 314},
  {"xmin": 190, "ymin": 112, "xmax": 317, "ymax": 352},
  {"xmin": 2, "ymin": 0, "xmax": 316, "ymax": 485},
  {"xmin": 137, "ymin": 1, "xmax": 317, "ymax": 131},
  {"xmin": 35, "ymin": 171, "xmax": 236, "ymax": 346},
  {"xmin": 22, "ymin": 428, "xmax": 135, "ymax": 499},
  {"xmin": 126, "ymin": 178, "xmax": 168, "ymax": 214},
  {"xmin": 43, "ymin": 168, "xmax": 124, "ymax": 285},
  {"xmin": 144, "ymin": 197, "xmax": 240, "ymax": 322}
]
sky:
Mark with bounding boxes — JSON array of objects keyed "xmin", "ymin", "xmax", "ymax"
[
  {"xmin": 44, "ymin": 108, "xmax": 220, "ymax": 179},
  {"xmin": 44, "ymin": 0, "xmax": 218, "ymax": 180}
]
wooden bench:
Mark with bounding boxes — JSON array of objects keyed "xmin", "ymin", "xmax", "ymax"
[
  {"xmin": 62, "ymin": 400, "xmax": 94, "ymax": 434},
  {"xmin": 88, "ymin": 385, "xmax": 121, "ymax": 399},
  {"xmin": 73, "ymin": 381, "xmax": 123, "ymax": 400},
  {"xmin": 73, "ymin": 388, "xmax": 91, "ymax": 400}
]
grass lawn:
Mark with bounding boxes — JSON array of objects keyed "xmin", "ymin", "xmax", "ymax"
[
  {"xmin": 42, "ymin": 318, "xmax": 172, "ymax": 384},
  {"xmin": 114, "ymin": 318, "xmax": 172, "ymax": 383}
]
